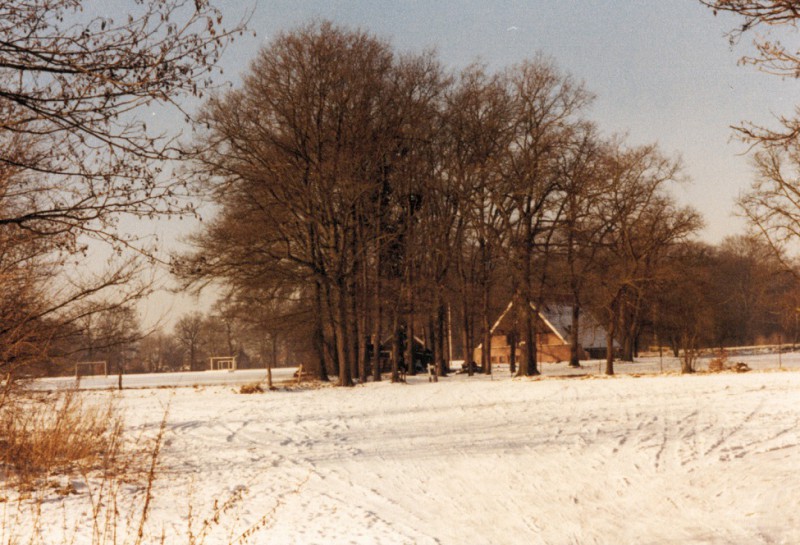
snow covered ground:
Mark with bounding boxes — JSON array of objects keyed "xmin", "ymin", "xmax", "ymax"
[
  {"xmin": 29, "ymin": 346, "xmax": 800, "ymax": 392},
  {"xmin": 7, "ymin": 358, "xmax": 800, "ymax": 544}
]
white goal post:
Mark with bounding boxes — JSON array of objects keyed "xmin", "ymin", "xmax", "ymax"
[
  {"xmin": 75, "ymin": 361, "xmax": 108, "ymax": 378},
  {"xmin": 209, "ymin": 356, "xmax": 237, "ymax": 371}
]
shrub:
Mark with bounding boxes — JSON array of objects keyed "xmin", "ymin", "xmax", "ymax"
[
  {"xmin": 708, "ymin": 349, "xmax": 728, "ymax": 373},
  {"xmin": 239, "ymin": 383, "xmax": 264, "ymax": 394}
]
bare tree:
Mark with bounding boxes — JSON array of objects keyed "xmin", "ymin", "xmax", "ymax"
[
  {"xmin": 0, "ymin": 0, "xmax": 247, "ymax": 244},
  {"xmin": 442, "ymin": 65, "xmax": 512, "ymax": 377},
  {"xmin": 738, "ymin": 147, "xmax": 800, "ymax": 268},
  {"xmin": 185, "ymin": 22, "xmax": 396, "ymax": 386},
  {"xmin": 502, "ymin": 57, "xmax": 592, "ymax": 377},
  {"xmin": 651, "ymin": 242, "xmax": 717, "ymax": 373},
  {"xmin": 552, "ymin": 123, "xmax": 607, "ymax": 367},
  {"xmin": 703, "ymin": 2, "xmax": 800, "ymax": 261},
  {"xmin": 0, "ymin": 1, "xmax": 246, "ymax": 378},
  {"xmin": 74, "ymin": 304, "xmax": 141, "ymax": 388},
  {"xmin": 183, "ymin": 22, "xmax": 449, "ymax": 386},
  {"xmin": 702, "ymin": 1, "xmax": 800, "ymax": 144},
  {"xmin": 175, "ymin": 312, "xmax": 204, "ymax": 371},
  {"xmin": 592, "ymin": 143, "xmax": 702, "ymax": 375},
  {"xmin": 138, "ymin": 332, "xmax": 183, "ymax": 373}
]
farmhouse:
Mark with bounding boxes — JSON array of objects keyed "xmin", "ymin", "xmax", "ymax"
[
  {"xmin": 474, "ymin": 301, "xmax": 608, "ymax": 365},
  {"xmin": 371, "ymin": 332, "xmax": 434, "ymax": 373}
]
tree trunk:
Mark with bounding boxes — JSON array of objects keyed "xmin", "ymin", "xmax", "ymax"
[
  {"xmin": 569, "ymin": 304, "xmax": 581, "ymax": 368},
  {"xmin": 371, "ymin": 239, "xmax": 383, "ymax": 382},
  {"xmin": 391, "ymin": 313, "xmax": 401, "ymax": 383},
  {"xmin": 349, "ymin": 274, "xmax": 361, "ymax": 383},
  {"xmin": 313, "ymin": 280, "xmax": 329, "ymax": 381},
  {"xmin": 356, "ymin": 212, "xmax": 369, "ymax": 383},
  {"xmin": 368, "ymin": 174, "xmax": 385, "ymax": 382},
  {"xmin": 518, "ymin": 203, "xmax": 539, "ymax": 376},
  {"xmin": 508, "ymin": 330, "xmax": 517, "ymax": 375},
  {"xmin": 462, "ymin": 299, "xmax": 473, "ymax": 376},
  {"xmin": 447, "ymin": 304, "xmax": 454, "ymax": 372},
  {"xmin": 605, "ymin": 311, "xmax": 616, "ymax": 376},
  {"xmin": 429, "ymin": 313, "xmax": 439, "ymax": 382},
  {"xmin": 408, "ymin": 270, "xmax": 417, "ymax": 376},
  {"xmin": 323, "ymin": 281, "xmax": 340, "ymax": 379},
  {"xmin": 519, "ymin": 300, "xmax": 539, "ymax": 377},
  {"xmin": 480, "ymin": 233, "xmax": 493, "ymax": 376},
  {"xmin": 621, "ymin": 322, "xmax": 634, "ymax": 362},
  {"xmin": 680, "ymin": 333, "xmax": 696, "ymax": 374},
  {"xmin": 408, "ymin": 313, "xmax": 416, "ymax": 376},
  {"xmin": 620, "ymin": 295, "xmax": 642, "ymax": 362},
  {"xmin": 347, "ymin": 286, "xmax": 359, "ymax": 385},
  {"xmin": 335, "ymin": 280, "xmax": 353, "ymax": 387},
  {"xmin": 268, "ymin": 333, "xmax": 276, "ymax": 390},
  {"xmin": 436, "ymin": 299, "xmax": 447, "ymax": 377},
  {"xmin": 482, "ymin": 286, "xmax": 492, "ymax": 375},
  {"xmin": 528, "ymin": 305, "xmax": 539, "ymax": 376},
  {"xmin": 359, "ymin": 294, "xmax": 368, "ymax": 382}
]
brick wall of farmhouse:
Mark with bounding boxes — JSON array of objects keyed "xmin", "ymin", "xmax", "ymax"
[{"xmin": 473, "ymin": 332, "xmax": 584, "ymax": 365}]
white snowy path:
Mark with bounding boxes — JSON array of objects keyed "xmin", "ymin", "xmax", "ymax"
[{"xmin": 14, "ymin": 370, "xmax": 800, "ymax": 544}]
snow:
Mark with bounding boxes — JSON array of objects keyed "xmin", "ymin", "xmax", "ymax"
[
  {"xmin": 31, "ymin": 367, "xmax": 298, "ymax": 390},
  {"xmin": 6, "ymin": 357, "xmax": 800, "ymax": 544}
]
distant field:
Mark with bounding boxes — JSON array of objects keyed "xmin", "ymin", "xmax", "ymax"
[
  {"xmin": 30, "ymin": 367, "xmax": 299, "ymax": 390},
  {"xmin": 28, "ymin": 348, "xmax": 800, "ymax": 391}
]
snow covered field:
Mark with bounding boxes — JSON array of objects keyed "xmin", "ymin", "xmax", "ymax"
[
  {"xmin": 7, "ymin": 362, "xmax": 800, "ymax": 544},
  {"xmin": 29, "ymin": 346, "xmax": 800, "ymax": 392},
  {"xmin": 31, "ymin": 367, "xmax": 299, "ymax": 390}
]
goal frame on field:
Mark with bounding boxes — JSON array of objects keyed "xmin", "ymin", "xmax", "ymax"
[
  {"xmin": 209, "ymin": 356, "xmax": 237, "ymax": 371},
  {"xmin": 75, "ymin": 361, "xmax": 108, "ymax": 378}
]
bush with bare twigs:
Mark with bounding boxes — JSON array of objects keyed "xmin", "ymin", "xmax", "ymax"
[
  {"xmin": 708, "ymin": 349, "xmax": 729, "ymax": 373},
  {"xmin": 238, "ymin": 383, "xmax": 264, "ymax": 395},
  {"xmin": 707, "ymin": 350, "xmax": 751, "ymax": 373}
]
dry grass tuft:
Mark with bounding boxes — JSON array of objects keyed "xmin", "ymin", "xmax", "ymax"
[
  {"xmin": 0, "ymin": 385, "xmax": 302, "ymax": 545},
  {"xmin": 238, "ymin": 383, "xmax": 264, "ymax": 394},
  {"xmin": 279, "ymin": 380, "xmax": 334, "ymax": 392},
  {"xmin": 0, "ymin": 389, "xmax": 123, "ymax": 488}
]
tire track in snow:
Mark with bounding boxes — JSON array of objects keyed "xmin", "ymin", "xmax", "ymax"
[{"xmin": 703, "ymin": 397, "xmax": 765, "ymax": 458}]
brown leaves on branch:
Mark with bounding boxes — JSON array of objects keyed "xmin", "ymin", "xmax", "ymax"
[
  {"xmin": 0, "ymin": 0, "xmax": 249, "ymax": 244},
  {"xmin": 0, "ymin": 1, "xmax": 249, "ymax": 377},
  {"xmin": 702, "ymin": 2, "xmax": 800, "ymax": 263},
  {"xmin": 703, "ymin": 1, "xmax": 800, "ymax": 27},
  {"xmin": 702, "ymin": 1, "xmax": 800, "ymax": 145}
]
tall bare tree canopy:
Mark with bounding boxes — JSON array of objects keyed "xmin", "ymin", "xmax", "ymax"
[{"xmin": 182, "ymin": 22, "xmax": 450, "ymax": 385}]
